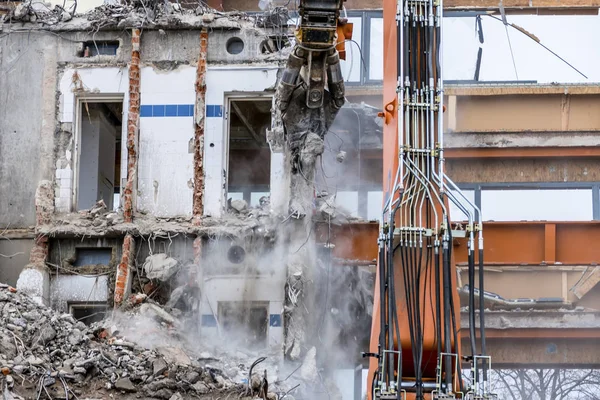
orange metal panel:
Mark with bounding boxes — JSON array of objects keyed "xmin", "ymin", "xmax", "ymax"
[
  {"xmin": 314, "ymin": 222, "xmax": 379, "ymax": 262},
  {"xmin": 485, "ymin": 328, "xmax": 600, "ymax": 339},
  {"xmin": 556, "ymin": 224, "xmax": 600, "ymax": 264},
  {"xmin": 455, "ymin": 223, "xmax": 546, "ymax": 264},
  {"xmin": 544, "ymin": 223, "xmax": 556, "ymax": 263},
  {"xmin": 326, "ymin": 221, "xmax": 600, "ymax": 266},
  {"xmin": 444, "ymin": 146, "xmax": 600, "ymax": 159}
]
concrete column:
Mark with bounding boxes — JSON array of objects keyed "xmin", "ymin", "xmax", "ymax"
[{"xmin": 16, "ymin": 180, "xmax": 54, "ymax": 305}]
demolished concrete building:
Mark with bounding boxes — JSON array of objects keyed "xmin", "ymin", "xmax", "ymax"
[
  {"xmin": 3, "ymin": 0, "xmax": 600, "ymax": 399},
  {"xmin": 0, "ymin": 1, "xmax": 379, "ymax": 398}
]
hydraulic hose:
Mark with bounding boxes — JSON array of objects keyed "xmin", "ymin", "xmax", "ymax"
[
  {"xmin": 447, "ymin": 225, "xmax": 465, "ymax": 393},
  {"xmin": 441, "ymin": 235, "xmax": 452, "ymax": 389},
  {"xmin": 434, "ymin": 243, "xmax": 442, "ymax": 356},
  {"xmin": 478, "ymin": 247, "xmax": 487, "ymax": 381},
  {"xmin": 468, "ymin": 244, "xmax": 477, "ymax": 357},
  {"xmin": 378, "ymin": 240, "xmax": 387, "ymax": 384}
]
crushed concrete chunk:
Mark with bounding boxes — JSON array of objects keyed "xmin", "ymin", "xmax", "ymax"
[
  {"xmin": 33, "ymin": 327, "xmax": 56, "ymax": 345},
  {"xmin": 299, "ymin": 347, "xmax": 317, "ymax": 382},
  {"xmin": 115, "ymin": 377, "xmax": 136, "ymax": 392},
  {"xmin": 157, "ymin": 347, "xmax": 191, "ymax": 366},
  {"xmin": 143, "ymin": 254, "xmax": 179, "ymax": 281},
  {"xmin": 140, "ymin": 303, "xmax": 176, "ymax": 325},
  {"xmin": 192, "ymin": 381, "xmax": 209, "ymax": 394},
  {"xmin": 230, "ymin": 199, "xmax": 248, "ymax": 213},
  {"xmin": 153, "ymin": 358, "xmax": 168, "ymax": 376}
]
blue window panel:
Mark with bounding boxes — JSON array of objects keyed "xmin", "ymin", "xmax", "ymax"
[
  {"xmin": 140, "ymin": 105, "xmax": 153, "ymax": 117},
  {"xmin": 165, "ymin": 105, "xmax": 177, "ymax": 117},
  {"xmin": 152, "ymin": 105, "xmax": 165, "ymax": 117},
  {"xmin": 269, "ymin": 314, "xmax": 282, "ymax": 327},
  {"xmin": 206, "ymin": 105, "xmax": 214, "ymax": 117},
  {"xmin": 177, "ymin": 104, "xmax": 190, "ymax": 117},
  {"xmin": 201, "ymin": 315, "xmax": 217, "ymax": 327},
  {"xmin": 206, "ymin": 104, "xmax": 223, "ymax": 118}
]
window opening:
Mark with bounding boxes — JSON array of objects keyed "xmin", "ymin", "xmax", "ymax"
[
  {"xmin": 73, "ymin": 248, "xmax": 112, "ymax": 267},
  {"xmin": 69, "ymin": 303, "xmax": 108, "ymax": 325},
  {"xmin": 218, "ymin": 301, "xmax": 268, "ymax": 349},
  {"xmin": 79, "ymin": 40, "xmax": 119, "ymax": 57},
  {"xmin": 77, "ymin": 101, "xmax": 122, "ymax": 211},
  {"xmin": 227, "ymin": 98, "xmax": 272, "ymax": 207}
]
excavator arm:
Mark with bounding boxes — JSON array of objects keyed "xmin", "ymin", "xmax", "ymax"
[{"xmin": 274, "ymin": 0, "xmax": 351, "ymax": 217}]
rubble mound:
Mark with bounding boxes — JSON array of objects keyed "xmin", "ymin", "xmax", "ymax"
[{"xmin": 0, "ymin": 283, "xmax": 278, "ymax": 400}]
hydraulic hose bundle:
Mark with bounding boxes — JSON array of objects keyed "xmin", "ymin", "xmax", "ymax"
[{"xmin": 369, "ymin": 0, "xmax": 490, "ymax": 398}]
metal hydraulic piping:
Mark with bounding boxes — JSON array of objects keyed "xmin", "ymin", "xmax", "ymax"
[{"xmin": 369, "ymin": 0, "xmax": 491, "ymax": 397}]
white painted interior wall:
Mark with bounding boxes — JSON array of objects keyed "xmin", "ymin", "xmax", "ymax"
[
  {"xmin": 50, "ymin": 275, "xmax": 109, "ymax": 313},
  {"xmin": 201, "ymin": 275, "xmax": 285, "ymax": 349},
  {"xmin": 78, "ymin": 110, "xmax": 117, "ymax": 210},
  {"xmin": 137, "ymin": 66, "xmax": 196, "ymax": 217},
  {"xmin": 203, "ymin": 66, "xmax": 281, "ymax": 217},
  {"xmin": 57, "ymin": 67, "xmax": 128, "ymax": 213}
]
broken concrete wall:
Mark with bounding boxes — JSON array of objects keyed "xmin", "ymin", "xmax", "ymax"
[
  {"xmin": 0, "ymin": 32, "xmax": 57, "ymax": 228},
  {"xmin": 46, "ymin": 237, "xmax": 122, "ymax": 310},
  {"xmin": 0, "ymin": 240, "xmax": 33, "ymax": 286},
  {"xmin": 56, "ymin": 67, "xmax": 129, "ymax": 212},
  {"xmin": 137, "ymin": 65, "xmax": 196, "ymax": 216},
  {"xmin": 203, "ymin": 66, "xmax": 282, "ymax": 217}
]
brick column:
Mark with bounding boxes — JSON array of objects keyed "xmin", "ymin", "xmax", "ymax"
[
  {"xmin": 123, "ymin": 28, "xmax": 141, "ymax": 223},
  {"xmin": 114, "ymin": 234, "xmax": 135, "ymax": 307},
  {"xmin": 193, "ymin": 29, "xmax": 208, "ymax": 225}
]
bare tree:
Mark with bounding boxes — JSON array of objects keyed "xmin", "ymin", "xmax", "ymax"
[{"xmin": 488, "ymin": 369, "xmax": 600, "ymax": 400}]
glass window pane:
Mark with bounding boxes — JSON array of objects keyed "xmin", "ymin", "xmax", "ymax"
[
  {"xmin": 448, "ymin": 190, "xmax": 475, "ymax": 222},
  {"xmin": 340, "ymin": 17, "xmax": 362, "ymax": 83},
  {"xmin": 443, "ymin": 15, "xmax": 600, "ymax": 83},
  {"xmin": 228, "ymin": 192, "xmax": 244, "ymax": 201},
  {"xmin": 367, "ymin": 191, "xmax": 383, "ymax": 221},
  {"xmin": 369, "ymin": 18, "xmax": 383, "ymax": 81},
  {"xmin": 250, "ymin": 192, "xmax": 270, "ymax": 207},
  {"xmin": 481, "ymin": 189, "xmax": 593, "ymax": 221},
  {"xmin": 336, "ymin": 191, "xmax": 359, "ymax": 217}
]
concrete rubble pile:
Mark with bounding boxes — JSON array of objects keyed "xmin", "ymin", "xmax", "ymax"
[
  {"xmin": 0, "ymin": 283, "xmax": 298, "ymax": 400},
  {"xmin": 2, "ymin": 0, "xmax": 264, "ymax": 31}
]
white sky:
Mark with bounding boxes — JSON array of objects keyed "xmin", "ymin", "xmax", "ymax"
[
  {"xmin": 340, "ymin": 13, "xmax": 600, "ymax": 84},
  {"xmin": 443, "ymin": 14, "xmax": 600, "ymax": 83}
]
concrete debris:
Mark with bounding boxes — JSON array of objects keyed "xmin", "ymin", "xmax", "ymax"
[
  {"xmin": 230, "ymin": 199, "xmax": 249, "ymax": 213},
  {"xmin": 115, "ymin": 377, "xmax": 137, "ymax": 392},
  {"xmin": 317, "ymin": 195, "xmax": 337, "ymax": 219},
  {"xmin": 143, "ymin": 253, "xmax": 179, "ymax": 282},
  {"xmin": 298, "ymin": 347, "xmax": 317, "ymax": 382},
  {"xmin": 0, "ymin": 283, "xmax": 299, "ymax": 400},
  {"xmin": 1, "ymin": 1, "xmax": 274, "ymax": 33},
  {"xmin": 89, "ymin": 199, "xmax": 107, "ymax": 218}
]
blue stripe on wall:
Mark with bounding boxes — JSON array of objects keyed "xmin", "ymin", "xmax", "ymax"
[
  {"xmin": 269, "ymin": 314, "xmax": 282, "ymax": 327},
  {"xmin": 206, "ymin": 104, "xmax": 223, "ymax": 118},
  {"xmin": 140, "ymin": 104, "xmax": 194, "ymax": 117}
]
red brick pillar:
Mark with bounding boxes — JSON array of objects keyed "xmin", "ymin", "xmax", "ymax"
[
  {"xmin": 193, "ymin": 29, "xmax": 208, "ymax": 226},
  {"xmin": 123, "ymin": 28, "xmax": 141, "ymax": 223},
  {"xmin": 114, "ymin": 234, "xmax": 135, "ymax": 307}
]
